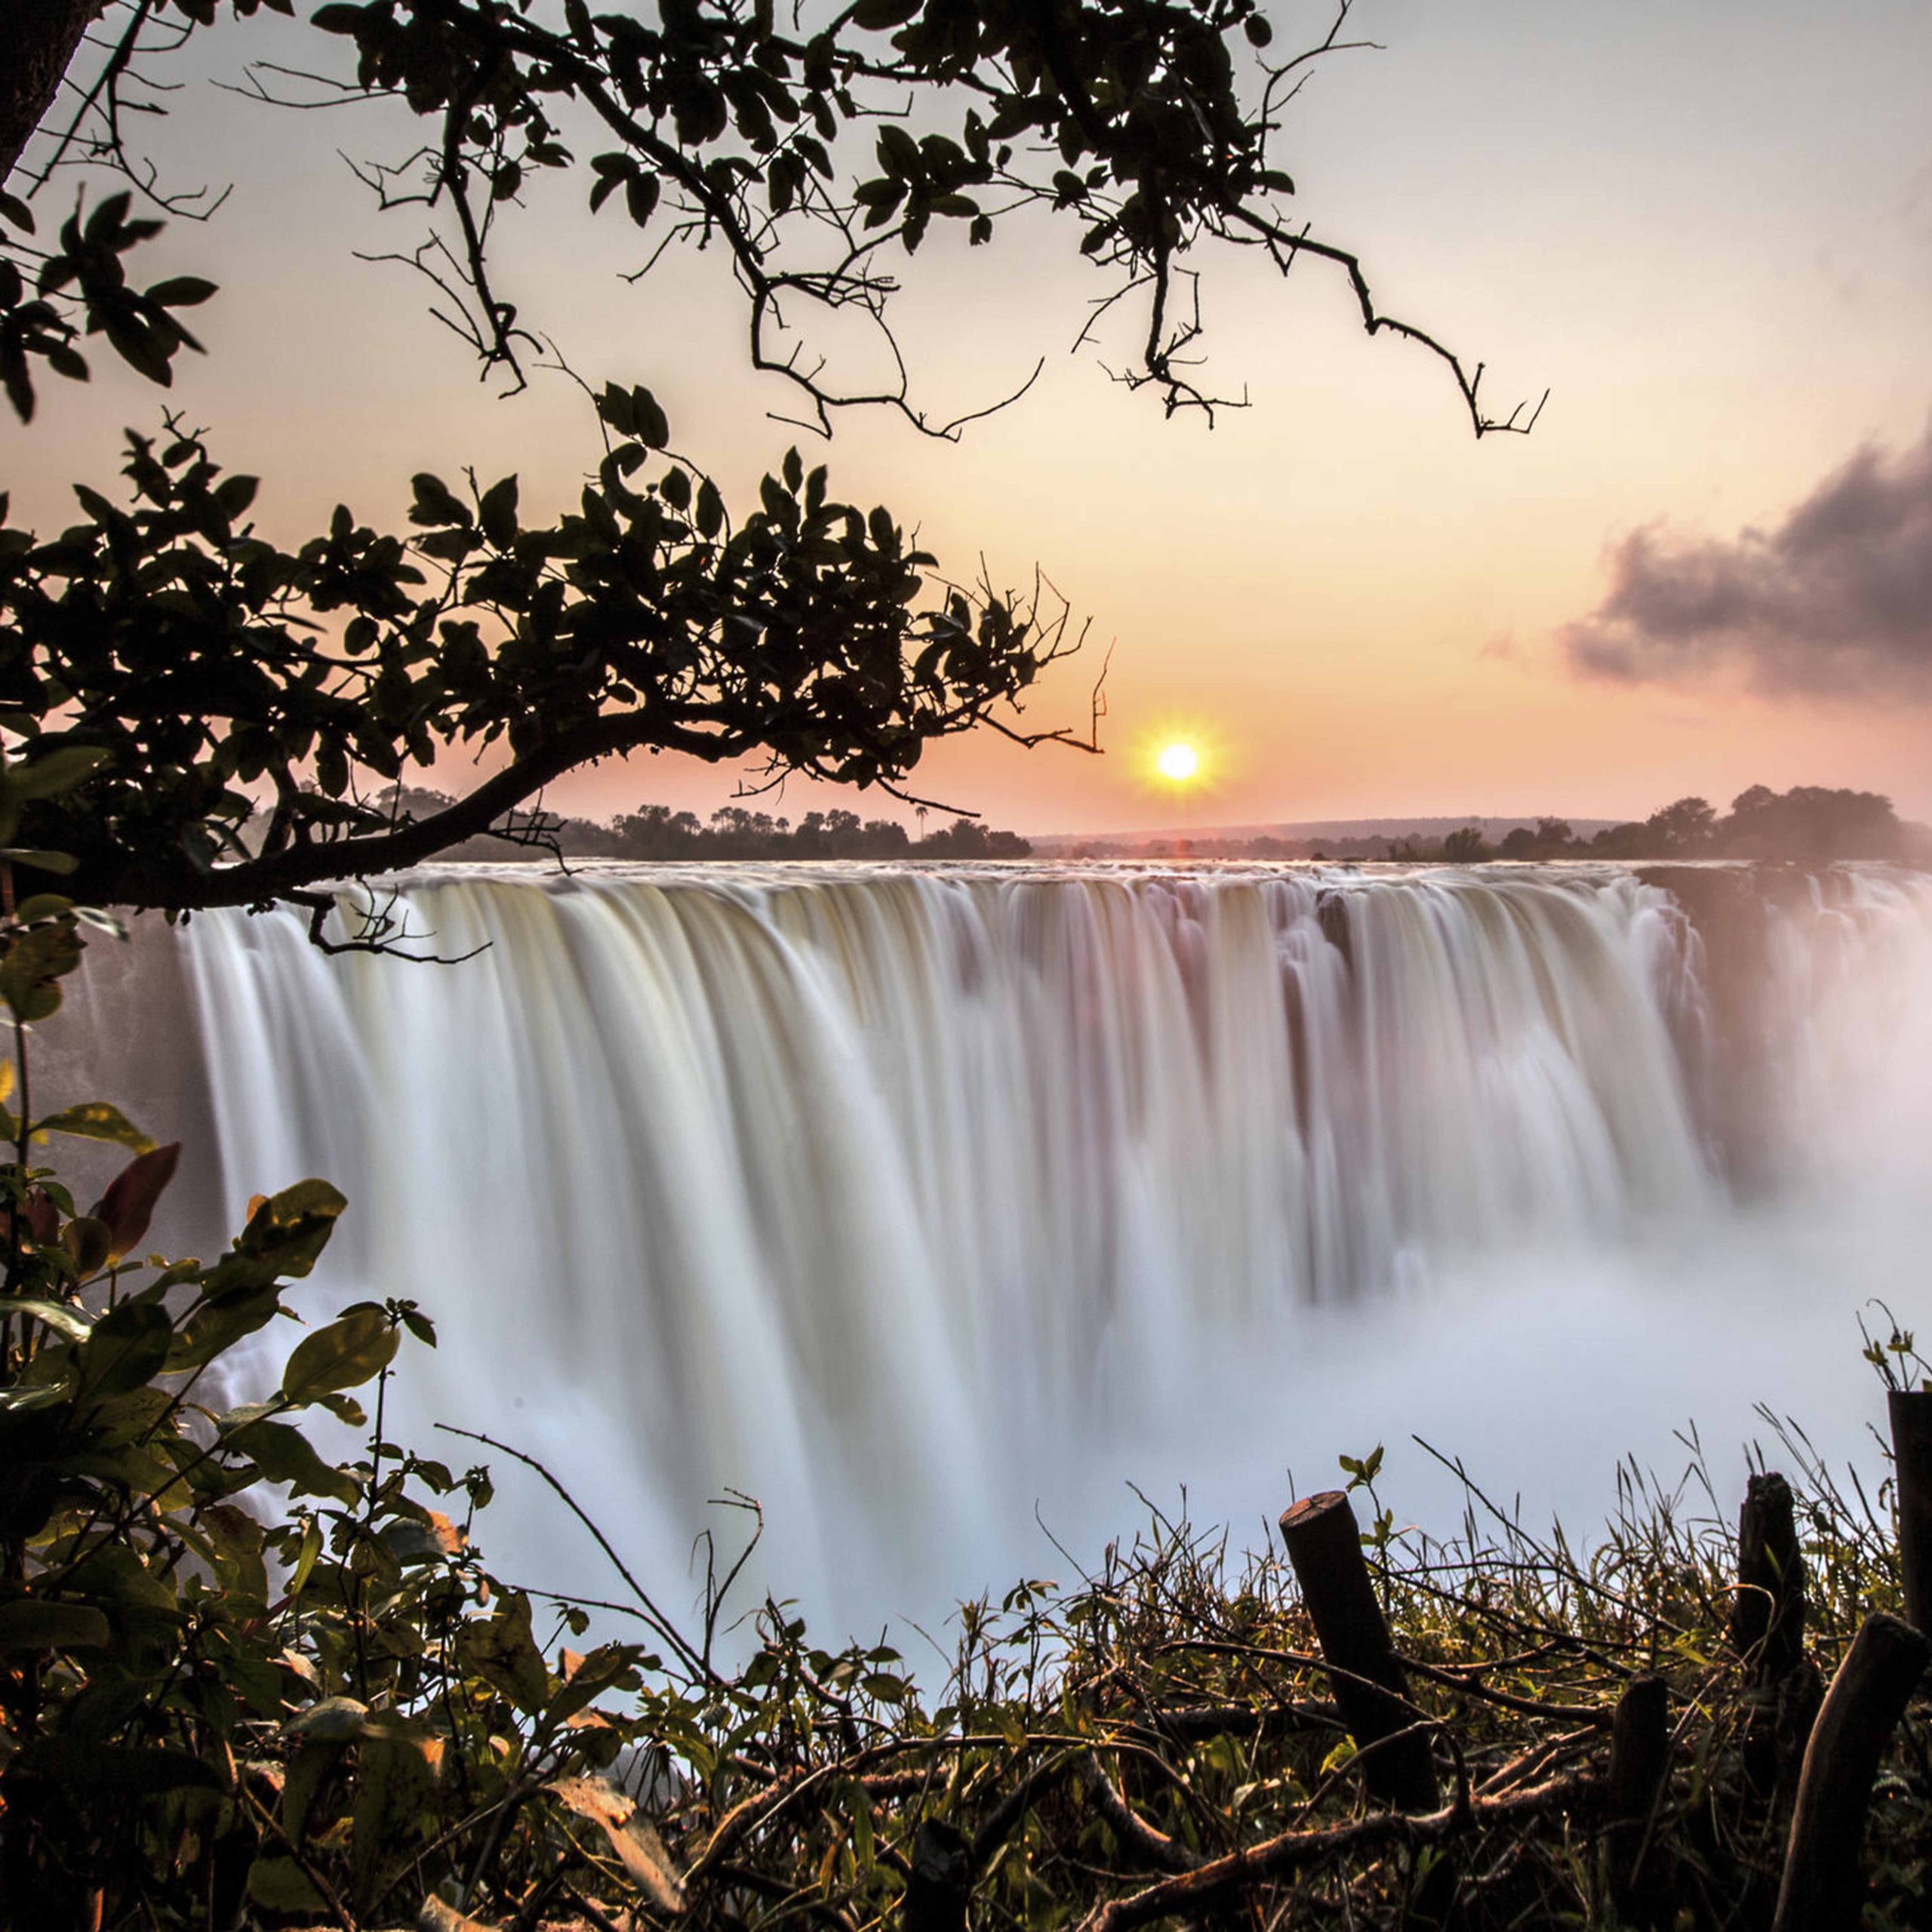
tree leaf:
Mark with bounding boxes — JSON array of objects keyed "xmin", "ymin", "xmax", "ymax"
[
  {"xmin": 285, "ymin": 1694, "xmax": 369, "ymax": 1743},
  {"xmin": 281, "ymin": 1306, "xmax": 398, "ymax": 1401},
  {"xmin": 7, "ymin": 1297, "xmax": 91, "ymax": 1341},
  {"xmin": 0, "ymin": 1598, "xmax": 111, "ymax": 1651},
  {"xmin": 5, "ymin": 745, "xmax": 111, "ymax": 801},
  {"xmin": 0, "ymin": 848, "xmax": 78, "ymax": 874},
  {"xmin": 230, "ymin": 1177, "xmax": 348, "ymax": 1280},
  {"xmin": 90, "ymin": 1141, "xmax": 182, "ymax": 1261},
  {"xmin": 225, "ymin": 1416, "xmax": 360, "ymax": 1504},
  {"xmin": 550, "ymin": 1774, "xmax": 688, "ymax": 1912},
  {"xmin": 145, "ymin": 275, "xmax": 219, "ymax": 307},
  {"xmin": 79, "ymin": 1300, "xmax": 174, "ymax": 1396},
  {"xmin": 456, "ymin": 1593, "xmax": 549, "ymax": 1714},
  {"xmin": 32, "ymin": 1102, "xmax": 157, "ymax": 1154},
  {"xmin": 247, "ymin": 1857, "xmax": 327, "ymax": 1912},
  {"xmin": 478, "ymin": 474, "xmax": 520, "ymax": 547}
]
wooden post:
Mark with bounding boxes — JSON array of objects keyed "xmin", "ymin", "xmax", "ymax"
[
  {"xmin": 1770, "ymin": 1612, "xmax": 1930, "ymax": 1932},
  {"xmin": 1603, "ymin": 1675, "xmax": 1669, "ymax": 1928},
  {"xmin": 903, "ymin": 1819, "xmax": 973, "ymax": 1932},
  {"xmin": 1730, "ymin": 1472, "xmax": 1805, "ymax": 1685},
  {"xmin": 1888, "ymin": 1389, "xmax": 1932, "ymax": 1632},
  {"xmin": 1278, "ymin": 1491, "xmax": 1438, "ymax": 1814},
  {"xmin": 1772, "ymin": 1657, "xmax": 1823, "ymax": 1818}
]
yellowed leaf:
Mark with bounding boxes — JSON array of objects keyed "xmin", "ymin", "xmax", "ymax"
[{"xmin": 549, "ymin": 1774, "xmax": 686, "ymax": 1915}]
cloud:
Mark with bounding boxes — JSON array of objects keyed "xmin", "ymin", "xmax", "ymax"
[{"xmin": 1562, "ymin": 426, "xmax": 1932, "ymax": 701}]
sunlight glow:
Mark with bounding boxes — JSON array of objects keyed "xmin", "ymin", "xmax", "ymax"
[{"xmin": 1155, "ymin": 741, "xmax": 1201, "ymax": 783}]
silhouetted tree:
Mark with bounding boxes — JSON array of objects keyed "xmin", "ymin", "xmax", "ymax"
[
  {"xmin": 2, "ymin": 0, "xmax": 1535, "ymax": 931},
  {"xmin": 1720, "ymin": 785, "xmax": 1900, "ymax": 861},
  {"xmin": 1645, "ymin": 796, "xmax": 1717, "ymax": 855}
]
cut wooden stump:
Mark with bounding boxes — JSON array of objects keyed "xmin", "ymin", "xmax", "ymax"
[
  {"xmin": 1770, "ymin": 1611, "xmax": 1930, "ymax": 1932},
  {"xmin": 903, "ymin": 1818, "xmax": 973, "ymax": 1932},
  {"xmin": 1888, "ymin": 1388, "xmax": 1932, "ymax": 1632},
  {"xmin": 1603, "ymin": 1674, "xmax": 1669, "ymax": 1929},
  {"xmin": 1278, "ymin": 1491, "xmax": 1438, "ymax": 1814},
  {"xmin": 1730, "ymin": 1472, "xmax": 1804, "ymax": 1686}
]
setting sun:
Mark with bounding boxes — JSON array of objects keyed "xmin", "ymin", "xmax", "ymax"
[{"xmin": 1155, "ymin": 741, "xmax": 1201, "ymax": 783}]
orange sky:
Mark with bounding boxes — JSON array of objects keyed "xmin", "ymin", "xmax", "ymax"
[{"xmin": 8, "ymin": 1, "xmax": 1932, "ymax": 834}]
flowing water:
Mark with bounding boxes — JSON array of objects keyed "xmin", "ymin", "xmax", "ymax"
[{"xmin": 177, "ymin": 862, "xmax": 1932, "ymax": 1630}]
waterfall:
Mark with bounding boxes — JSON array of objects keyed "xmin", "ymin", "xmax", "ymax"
[{"xmin": 177, "ymin": 862, "xmax": 1932, "ymax": 1626}]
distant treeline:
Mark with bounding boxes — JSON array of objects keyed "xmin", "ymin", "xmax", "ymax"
[
  {"xmin": 1431, "ymin": 786, "xmax": 1912, "ymax": 864},
  {"xmin": 380, "ymin": 784, "xmax": 1916, "ymax": 868},
  {"xmin": 1066, "ymin": 786, "xmax": 1921, "ymax": 865},
  {"xmin": 382, "ymin": 789, "xmax": 1032, "ymax": 862}
]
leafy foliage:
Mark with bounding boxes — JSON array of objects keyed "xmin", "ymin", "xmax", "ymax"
[
  {"xmin": 0, "ymin": 417, "xmax": 1073, "ymax": 921},
  {"xmin": 2, "ymin": 0, "xmax": 1538, "ymax": 925}
]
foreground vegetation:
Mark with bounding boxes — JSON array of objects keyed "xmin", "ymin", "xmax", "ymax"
[{"xmin": 4, "ymin": 804, "xmax": 1928, "ymax": 1930}]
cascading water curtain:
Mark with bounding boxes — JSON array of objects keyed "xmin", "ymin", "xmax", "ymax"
[{"xmin": 179, "ymin": 863, "xmax": 1932, "ymax": 1625}]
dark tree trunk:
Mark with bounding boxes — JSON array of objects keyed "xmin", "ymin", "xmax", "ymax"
[{"xmin": 1, "ymin": 0, "xmax": 101, "ymax": 187}]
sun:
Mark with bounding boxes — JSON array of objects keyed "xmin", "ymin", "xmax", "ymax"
[{"xmin": 1134, "ymin": 718, "xmax": 1226, "ymax": 798}]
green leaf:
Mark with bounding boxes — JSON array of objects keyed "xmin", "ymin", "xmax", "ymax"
[
  {"xmin": 247, "ymin": 1857, "xmax": 327, "ymax": 1912},
  {"xmin": 456, "ymin": 1592, "xmax": 550, "ymax": 1713},
  {"xmin": 170, "ymin": 1283, "xmax": 281, "ymax": 1371},
  {"xmin": 5, "ymin": 744, "xmax": 110, "ymax": 801},
  {"xmin": 31, "ymin": 1101, "xmax": 157, "ymax": 1154},
  {"xmin": 6, "ymin": 1297, "xmax": 91, "ymax": 1340},
  {"xmin": 597, "ymin": 382, "xmax": 635, "ymax": 435},
  {"xmin": 0, "ymin": 1598, "xmax": 111, "ymax": 1651},
  {"xmin": 60, "ymin": 1215, "xmax": 112, "ymax": 1277},
  {"xmin": 28, "ymin": 1739, "xmax": 223, "ymax": 1794},
  {"xmin": 80, "ymin": 1300, "xmax": 174, "ymax": 1396},
  {"xmin": 0, "ymin": 848, "xmax": 78, "ymax": 875},
  {"xmin": 281, "ymin": 1306, "xmax": 398, "ymax": 1401},
  {"xmin": 0, "ymin": 916, "xmax": 83, "ymax": 1022},
  {"xmin": 232, "ymin": 1177, "xmax": 348, "ymax": 1279},
  {"xmin": 623, "ymin": 171, "xmax": 661, "ymax": 228},
  {"xmin": 224, "ymin": 1417, "xmax": 360, "ymax": 1504},
  {"xmin": 409, "ymin": 472, "xmax": 472, "ymax": 528},
  {"xmin": 285, "ymin": 1694, "xmax": 369, "ymax": 1743},
  {"xmin": 214, "ymin": 473, "xmax": 259, "ymax": 520}
]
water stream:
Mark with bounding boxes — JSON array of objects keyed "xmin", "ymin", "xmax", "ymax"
[{"xmin": 177, "ymin": 862, "xmax": 1932, "ymax": 1630}]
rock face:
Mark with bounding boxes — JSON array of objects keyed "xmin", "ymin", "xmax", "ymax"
[{"xmin": 1635, "ymin": 862, "xmax": 1918, "ymax": 1195}]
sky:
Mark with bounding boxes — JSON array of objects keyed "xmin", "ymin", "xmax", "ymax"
[{"xmin": 8, "ymin": 0, "xmax": 1932, "ymax": 835}]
